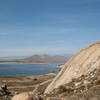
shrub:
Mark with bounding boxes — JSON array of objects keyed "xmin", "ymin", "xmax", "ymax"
[
  {"xmin": 58, "ymin": 85, "xmax": 73, "ymax": 93},
  {"xmin": 33, "ymin": 78, "xmax": 38, "ymax": 81}
]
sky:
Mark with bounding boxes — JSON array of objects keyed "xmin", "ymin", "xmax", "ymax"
[{"xmin": 0, "ymin": 0, "xmax": 100, "ymax": 57}]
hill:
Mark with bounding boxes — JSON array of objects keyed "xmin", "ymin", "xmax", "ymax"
[
  {"xmin": 45, "ymin": 41, "xmax": 100, "ymax": 94},
  {"xmin": 0, "ymin": 55, "xmax": 69, "ymax": 64}
]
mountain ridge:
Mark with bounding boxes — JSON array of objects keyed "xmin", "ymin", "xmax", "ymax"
[{"xmin": 0, "ymin": 55, "xmax": 70, "ymax": 64}]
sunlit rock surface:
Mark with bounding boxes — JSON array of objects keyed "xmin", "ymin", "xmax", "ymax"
[{"xmin": 45, "ymin": 41, "xmax": 100, "ymax": 94}]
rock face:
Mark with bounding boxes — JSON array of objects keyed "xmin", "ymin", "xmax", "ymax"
[{"xmin": 45, "ymin": 41, "xmax": 100, "ymax": 94}]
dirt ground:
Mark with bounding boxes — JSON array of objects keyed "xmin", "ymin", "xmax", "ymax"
[{"xmin": 0, "ymin": 73, "xmax": 56, "ymax": 93}]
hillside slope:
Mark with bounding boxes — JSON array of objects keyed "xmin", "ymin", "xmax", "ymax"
[{"xmin": 45, "ymin": 41, "xmax": 100, "ymax": 94}]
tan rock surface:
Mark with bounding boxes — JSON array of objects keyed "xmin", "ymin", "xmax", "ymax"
[
  {"xmin": 12, "ymin": 92, "xmax": 33, "ymax": 100},
  {"xmin": 45, "ymin": 41, "xmax": 100, "ymax": 94}
]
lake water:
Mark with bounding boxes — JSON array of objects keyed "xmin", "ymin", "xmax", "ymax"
[{"xmin": 0, "ymin": 63, "xmax": 62, "ymax": 76}]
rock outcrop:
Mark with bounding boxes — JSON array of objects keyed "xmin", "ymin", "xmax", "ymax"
[
  {"xmin": 44, "ymin": 67, "xmax": 100, "ymax": 100},
  {"xmin": 45, "ymin": 41, "xmax": 100, "ymax": 94}
]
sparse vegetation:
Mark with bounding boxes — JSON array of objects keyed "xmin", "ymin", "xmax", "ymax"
[
  {"xmin": 33, "ymin": 78, "xmax": 38, "ymax": 81},
  {"xmin": 58, "ymin": 85, "xmax": 73, "ymax": 93}
]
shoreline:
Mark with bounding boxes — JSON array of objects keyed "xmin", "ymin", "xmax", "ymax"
[
  {"xmin": 0, "ymin": 62, "xmax": 49, "ymax": 64},
  {"xmin": 0, "ymin": 72, "xmax": 57, "ymax": 78},
  {"xmin": 0, "ymin": 62, "xmax": 65, "ymax": 64},
  {"xmin": 0, "ymin": 72, "xmax": 56, "ymax": 78}
]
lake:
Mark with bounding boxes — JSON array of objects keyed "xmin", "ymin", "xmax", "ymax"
[{"xmin": 0, "ymin": 63, "xmax": 62, "ymax": 76}]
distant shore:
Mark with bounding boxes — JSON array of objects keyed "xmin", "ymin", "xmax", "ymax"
[{"xmin": 0, "ymin": 62, "xmax": 48, "ymax": 64}]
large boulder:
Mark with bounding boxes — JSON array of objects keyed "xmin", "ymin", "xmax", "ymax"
[
  {"xmin": 12, "ymin": 92, "xmax": 33, "ymax": 100},
  {"xmin": 45, "ymin": 41, "xmax": 100, "ymax": 94}
]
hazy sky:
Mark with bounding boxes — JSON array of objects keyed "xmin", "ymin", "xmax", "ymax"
[{"xmin": 0, "ymin": 0, "xmax": 100, "ymax": 57}]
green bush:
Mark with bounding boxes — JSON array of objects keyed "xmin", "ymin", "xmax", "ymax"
[{"xmin": 33, "ymin": 78, "xmax": 38, "ymax": 81}]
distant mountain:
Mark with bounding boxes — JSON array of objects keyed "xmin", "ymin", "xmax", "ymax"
[{"xmin": 0, "ymin": 54, "xmax": 71, "ymax": 64}]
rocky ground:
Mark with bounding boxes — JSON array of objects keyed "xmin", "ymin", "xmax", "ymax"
[
  {"xmin": 0, "ymin": 68, "xmax": 100, "ymax": 100},
  {"xmin": 0, "ymin": 73, "xmax": 56, "ymax": 100},
  {"xmin": 44, "ymin": 68, "xmax": 100, "ymax": 100}
]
